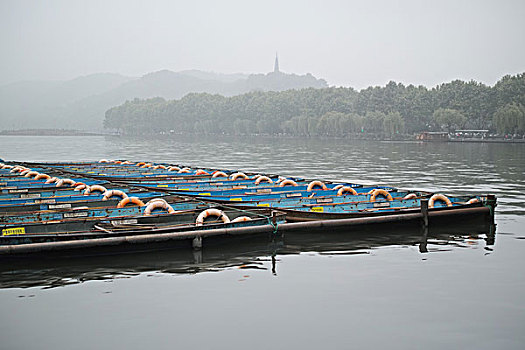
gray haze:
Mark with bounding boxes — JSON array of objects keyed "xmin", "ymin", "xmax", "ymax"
[{"xmin": 1, "ymin": 0, "xmax": 524, "ymax": 89}]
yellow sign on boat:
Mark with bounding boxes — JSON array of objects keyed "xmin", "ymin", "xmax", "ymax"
[
  {"xmin": 2, "ymin": 227, "xmax": 25, "ymax": 236},
  {"xmin": 257, "ymin": 203, "xmax": 270, "ymax": 207},
  {"xmin": 230, "ymin": 198, "xmax": 243, "ymax": 201},
  {"xmin": 198, "ymin": 193, "xmax": 211, "ymax": 196},
  {"xmin": 157, "ymin": 184, "xmax": 168, "ymax": 187},
  {"xmin": 311, "ymin": 207, "xmax": 324, "ymax": 212}
]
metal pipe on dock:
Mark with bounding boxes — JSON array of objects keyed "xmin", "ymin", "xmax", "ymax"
[{"xmin": 0, "ymin": 206, "xmax": 491, "ymax": 257}]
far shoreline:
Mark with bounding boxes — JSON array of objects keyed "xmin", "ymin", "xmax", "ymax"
[
  {"xmin": 1, "ymin": 129, "xmax": 524, "ymax": 143},
  {"xmin": 0, "ymin": 129, "xmax": 116, "ymax": 137}
]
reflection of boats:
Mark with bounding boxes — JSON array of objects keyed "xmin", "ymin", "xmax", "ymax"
[{"xmin": 0, "ymin": 222, "xmax": 495, "ymax": 289}]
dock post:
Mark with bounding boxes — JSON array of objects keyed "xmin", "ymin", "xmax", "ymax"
[
  {"xmin": 486, "ymin": 194, "xmax": 497, "ymax": 225},
  {"xmin": 270, "ymin": 210, "xmax": 280, "ymax": 237},
  {"xmin": 192, "ymin": 236, "xmax": 202, "ymax": 250},
  {"xmin": 421, "ymin": 198, "xmax": 429, "ymax": 228}
]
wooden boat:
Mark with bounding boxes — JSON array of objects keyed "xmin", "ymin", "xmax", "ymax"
[
  {"xmin": 277, "ymin": 195, "xmax": 494, "ymax": 221},
  {"xmin": 0, "ymin": 203, "xmax": 494, "ymax": 259},
  {"xmin": 0, "ymin": 204, "xmax": 285, "ymax": 245}
]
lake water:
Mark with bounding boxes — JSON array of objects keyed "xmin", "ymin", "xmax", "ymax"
[{"xmin": 0, "ymin": 135, "xmax": 524, "ymax": 349}]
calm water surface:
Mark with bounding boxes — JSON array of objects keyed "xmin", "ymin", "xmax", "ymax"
[{"xmin": 0, "ymin": 135, "xmax": 524, "ymax": 349}]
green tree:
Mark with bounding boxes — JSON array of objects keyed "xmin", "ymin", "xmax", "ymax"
[
  {"xmin": 493, "ymin": 103, "xmax": 525, "ymax": 134},
  {"xmin": 102, "ymin": 72, "xmax": 525, "ymax": 137},
  {"xmin": 363, "ymin": 111, "xmax": 386, "ymax": 133},
  {"xmin": 432, "ymin": 108, "xmax": 466, "ymax": 132},
  {"xmin": 383, "ymin": 112, "xmax": 405, "ymax": 135}
]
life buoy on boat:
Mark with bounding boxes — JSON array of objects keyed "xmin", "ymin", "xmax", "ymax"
[
  {"xmin": 83, "ymin": 185, "xmax": 107, "ymax": 195},
  {"xmin": 102, "ymin": 189, "xmax": 129, "ymax": 201},
  {"xmin": 168, "ymin": 166, "xmax": 180, "ymax": 172},
  {"xmin": 45, "ymin": 177, "xmax": 57, "ymax": 184},
  {"xmin": 114, "ymin": 160, "xmax": 122, "ymax": 164},
  {"xmin": 251, "ymin": 174, "xmax": 262, "ymax": 179},
  {"xmin": 143, "ymin": 200, "xmax": 175, "ymax": 215},
  {"xmin": 195, "ymin": 209, "xmax": 230, "ymax": 226},
  {"xmin": 231, "ymin": 216, "xmax": 252, "ymax": 223},
  {"xmin": 467, "ymin": 198, "xmax": 480, "ymax": 204},
  {"xmin": 255, "ymin": 176, "xmax": 273, "ymax": 185},
  {"xmin": 24, "ymin": 171, "xmax": 39, "ymax": 178},
  {"xmin": 428, "ymin": 194, "xmax": 452, "ymax": 208},
  {"xmin": 178, "ymin": 167, "xmax": 191, "ymax": 173},
  {"xmin": 212, "ymin": 171, "xmax": 228, "ymax": 178},
  {"xmin": 98, "ymin": 159, "xmax": 109, "ymax": 163},
  {"xmin": 10, "ymin": 166, "xmax": 26, "ymax": 173},
  {"xmin": 279, "ymin": 179, "xmax": 298, "ymax": 187},
  {"xmin": 369, "ymin": 189, "xmax": 393, "ymax": 202},
  {"xmin": 74, "ymin": 183, "xmax": 88, "ymax": 191},
  {"xmin": 153, "ymin": 165, "xmax": 167, "ymax": 170},
  {"xmin": 56, "ymin": 178, "xmax": 76, "ymax": 187},
  {"xmin": 20, "ymin": 169, "xmax": 31, "ymax": 176},
  {"xmin": 403, "ymin": 193, "xmax": 417, "ymax": 200},
  {"xmin": 136, "ymin": 162, "xmax": 146, "ymax": 167},
  {"xmin": 140, "ymin": 163, "xmax": 153, "ymax": 168},
  {"xmin": 307, "ymin": 181, "xmax": 328, "ymax": 192},
  {"xmin": 122, "ymin": 161, "xmax": 134, "ymax": 165},
  {"xmin": 195, "ymin": 169, "xmax": 209, "ymax": 176},
  {"xmin": 34, "ymin": 173, "xmax": 51, "ymax": 180},
  {"xmin": 333, "ymin": 185, "xmax": 345, "ymax": 191},
  {"xmin": 145, "ymin": 198, "xmax": 168, "ymax": 206},
  {"xmin": 117, "ymin": 197, "xmax": 146, "ymax": 208},
  {"xmin": 230, "ymin": 172, "xmax": 248, "ymax": 180},
  {"xmin": 337, "ymin": 186, "xmax": 358, "ymax": 196},
  {"xmin": 1, "ymin": 164, "xmax": 13, "ymax": 169},
  {"xmin": 276, "ymin": 176, "xmax": 287, "ymax": 184}
]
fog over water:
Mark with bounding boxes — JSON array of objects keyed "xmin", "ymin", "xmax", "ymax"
[{"xmin": 1, "ymin": 0, "xmax": 524, "ymax": 88}]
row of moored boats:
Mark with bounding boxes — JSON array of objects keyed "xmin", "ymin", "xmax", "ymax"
[{"xmin": 0, "ymin": 159, "xmax": 495, "ymax": 255}]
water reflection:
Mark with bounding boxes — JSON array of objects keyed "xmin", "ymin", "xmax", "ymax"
[{"xmin": 0, "ymin": 223, "xmax": 495, "ymax": 290}]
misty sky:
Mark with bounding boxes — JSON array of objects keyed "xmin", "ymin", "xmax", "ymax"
[{"xmin": 1, "ymin": 0, "xmax": 524, "ymax": 89}]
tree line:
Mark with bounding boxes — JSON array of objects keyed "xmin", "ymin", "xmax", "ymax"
[{"xmin": 104, "ymin": 72, "xmax": 525, "ymax": 137}]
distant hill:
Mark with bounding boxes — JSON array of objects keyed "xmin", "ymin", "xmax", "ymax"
[
  {"xmin": 0, "ymin": 69, "xmax": 328, "ymax": 130},
  {"xmin": 0, "ymin": 73, "xmax": 134, "ymax": 130}
]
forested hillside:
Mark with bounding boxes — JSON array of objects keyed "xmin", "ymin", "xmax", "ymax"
[
  {"xmin": 1, "ymin": 69, "xmax": 326, "ymax": 130},
  {"xmin": 104, "ymin": 73, "xmax": 525, "ymax": 137}
]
